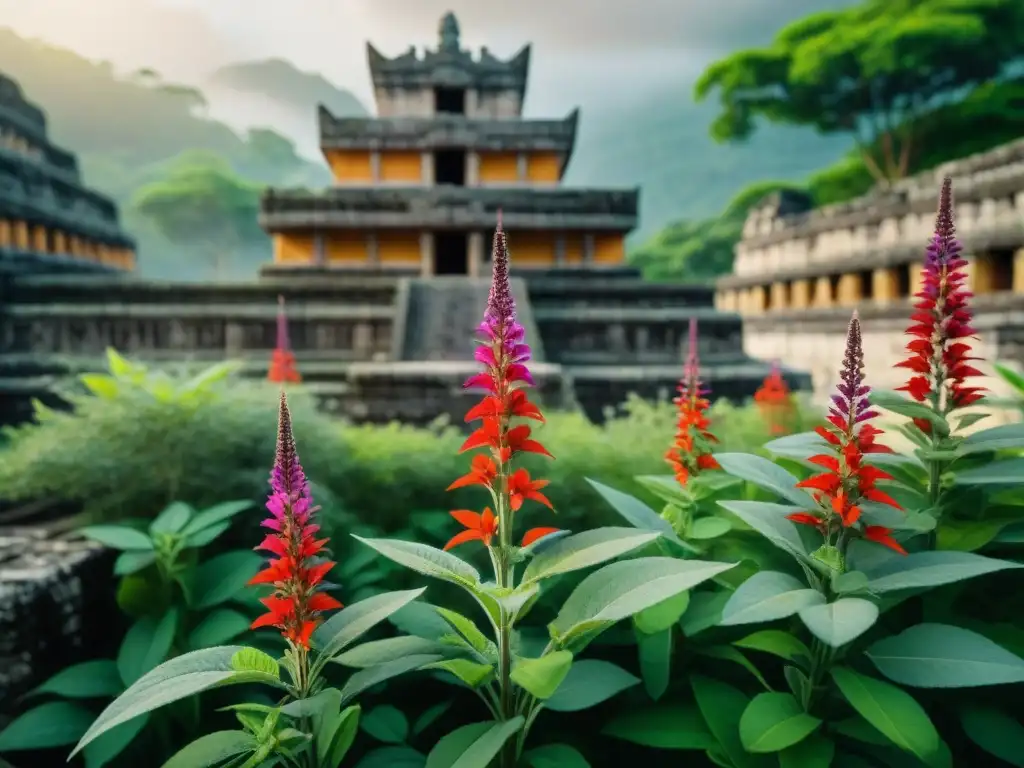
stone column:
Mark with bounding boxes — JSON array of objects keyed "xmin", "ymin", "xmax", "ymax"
[
  {"xmin": 365, "ymin": 234, "xmax": 379, "ymax": 267},
  {"xmin": 791, "ymin": 279, "xmax": 811, "ymax": 309},
  {"xmin": 370, "ymin": 151, "xmax": 382, "ymax": 183},
  {"xmin": 468, "ymin": 232, "xmax": 484, "ymax": 277},
  {"xmin": 812, "ymin": 276, "xmax": 832, "ymax": 308},
  {"xmin": 872, "ymin": 267, "xmax": 899, "ymax": 303},
  {"xmin": 466, "ymin": 152, "xmax": 480, "ymax": 186},
  {"xmin": 32, "ymin": 225, "xmax": 47, "ymax": 253},
  {"xmin": 970, "ymin": 253, "xmax": 995, "ymax": 295},
  {"xmin": 420, "ymin": 232, "xmax": 435, "ymax": 276},
  {"xmin": 554, "ymin": 233, "xmax": 567, "ymax": 266},
  {"xmin": 421, "ymin": 152, "xmax": 435, "ymax": 185},
  {"xmin": 749, "ymin": 285, "xmax": 767, "ymax": 314},
  {"xmin": 1013, "ymin": 248, "xmax": 1024, "ymax": 293},
  {"xmin": 769, "ymin": 282, "xmax": 788, "ymax": 312},
  {"xmin": 14, "ymin": 221, "xmax": 29, "ymax": 249},
  {"xmin": 582, "ymin": 234, "xmax": 595, "ymax": 264},
  {"xmin": 908, "ymin": 263, "xmax": 925, "ymax": 297},
  {"xmin": 313, "ymin": 233, "xmax": 326, "ymax": 265},
  {"xmin": 0, "ymin": 219, "xmax": 9, "ymax": 247},
  {"xmin": 516, "ymin": 153, "xmax": 528, "ymax": 183},
  {"xmin": 836, "ymin": 273, "xmax": 861, "ymax": 306},
  {"xmin": 54, "ymin": 231, "xmax": 67, "ymax": 254}
]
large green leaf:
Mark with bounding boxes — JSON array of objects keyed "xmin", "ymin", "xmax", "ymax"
[
  {"xmin": 70, "ymin": 646, "xmax": 283, "ymax": 758},
  {"xmin": 117, "ymin": 609, "xmax": 179, "ymax": 686},
  {"xmin": 187, "ymin": 609, "xmax": 251, "ymax": 649},
  {"xmin": 739, "ymin": 692, "xmax": 821, "ymax": 753},
  {"xmin": 83, "ymin": 714, "xmax": 150, "ymax": 768},
  {"xmin": 869, "ymin": 391, "xmax": 948, "ymax": 434},
  {"xmin": 521, "ymin": 528, "xmax": 660, "ymax": 584},
  {"xmin": 713, "ymin": 453, "xmax": 814, "ymax": 506},
  {"xmin": 79, "ymin": 525, "xmax": 153, "ymax": 551},
  {"xmin": 957, "ymin": 422, "xmax": 1024, "ymax": 454},
  {"xmin": 953, "ymin": 457, "xmax": 1024, "ymax": 485},
  {"xmin": 861, "ymin": 551, "xmax": 1022, "ymax": 593},
  {"xmin": 335, "ymin": 636, "xmax": 451, "ymax": 668},
  {"xmin": 524, "ymin": 743, "xmax": 591, "ymax": 768},
  {"xmin": 720, "ymin": 571, "xmax": 823, "ymax": 625},
  {"xmin": 191, "ymin": 551, "xmax": 263, "ymax": 610},
  {"xmin": 28, "ymin": 659, "xmax": 123, "ymax": 699},
  {"xmin": 602, "ymin": 704, "xmax": 714, "ymax": 750},
  {"xmin": 425, "ymin": 718, "xmax": 524, "ymax": 768},
  {"xmin": 634, "ymin": 591, "xmax": 690, "ymax": 635},
  {"xmin": 549, "ymin": 557, "xmax": 736, "ymax": 649},
  {"xmin": 360, "ymin": 705, "xmax": 409, "ymax": 744},
  {"xmin": 691, "ymin": 675, "xmax": 766, "ymax": 768},
  {"xmin": 733, "ymin": 630, "xmax": 812, "ymax": 666},
  {"xmin": 936, "ymin": 518, "xmax": 1010, "ymax": 552},
  {"xmin": 511, "ymin": 651, "xmax": 573, "ymax": 700},
  {"xmin": 339, "ymin": 654, "xmax": 442, "ymax": 706},
  {"xmin": 637, "ymin": 628, "xmax": 672, "ymax": 701},
  {"xmin": 314, "ymin": 588, "xmax": 428, "ymax": 659},
  {"xmin": 830, "ymin": 667, "xmax": 941, "ymax": 765},
  {"xmin": 545, "ymin": 660, "xmax": 639, "ymax": 712},
  {"xmin": 353, "ymin": 536, "xmax": 480, "ymax": 588},
  {"xmin": 959, "ymin": 704, "xmax": 1024, "ymax": 767},
  {"xmin": 180, "ymin": 500, "xmax": 253, "ymax": 537},
  {"xmin": 160, "ymin": 730, "xmax": 256, "ymax": 768},
  {"xmin": 0, "ymin": 701, "xmax": 96, "ymax": 751},
  {"xmin": 149, "ymin": 502, "xmax": 193, "ymax": 536},
  {"xmin": 798, "ymin": 598, "xmax": 879, "ymax": 648},
  {"xmin": 355, "ymin": 746, "xmax": 426, "ymax": 768},
  {"xmin": 717, "ymin": 500, "xmax": 808, "ymax": 560},
  {"xmin": 763, "ymin": 431, "xmax": 827, "ymax": 460},
  {"xmin": 585, "ymin": 478, "xmax": 693, "ymax": 550},
  {"xmin": 435, "ymin": 607, "xmax": 493, "ymax": 655},
  {"xmin": 866, "ymin": 624, "xmax": 1024, "ymax": 687},
  {"xmin": 778, "ymin": 733, "xmax": 835, "ymax": 768}
]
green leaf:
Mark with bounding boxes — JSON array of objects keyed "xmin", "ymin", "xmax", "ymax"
[
  {"xmin": 314, "ymin": 588, "xmax": 428, "ymax": 659},
  {"xmin": 336, "ymin": 636, "xmax": 450, "ymax": 668},
  {"xmin": 321, "ymin": 702, "xmax": 361, "ymax": 767},
  {"xmin": 81, "ymin": 373, "xmax": 121, "ymax": 398},
  {"xmin": 521, "ymin": 528, "xmax": 660, "ymax": 584},
  {"xmin": 549, "ymin": 557, "xmax": 736, "ymax": 649},
  {"xmin": 355, "ymin": 746, "xmax": 426, "ymax": 768},
  {"xmin": 832, "ymin": 570, "xmax": 869, "ymax": 594},
  {"xmin": 339, "ymin": 655, "xmax": 442, "ymax": 706},
  {"xmin": 798, "ymin": 598, "xmax": 879, "ymax": 648},
  {"xmin": 525, "ymin": 743, "xmax": 591, "ymax": 768},
  {"xmin": 511, "ymin": 651, "xmax": 573, "ymax": 700},
  {"xmin": 720, "ymin": 571, "xmax": 823, "ymax": 626},
  {"xmin": 117, "ymin": 609, "xmax": 179, "ymax": 686},
  {"xmin": 79, "ymin": 525, "xmax": 153, "ymax": 551},
  {"xmin": 602, "ymin": 704, "xmax": 714, "ymax": 750},
  {"xmin": 191, "ymin": 551, "xmax": 263, "ymax": 610},
  {"xmin": 180, "ymin": 500, "xmax": 252, "ymax": 537},
  {"xmin": 160, "ymin": 730, "xmax": 257, "ymax": 768},
  {"xmin": 361, "ymin": 705, "xmax": 409, "ymax": 744},
  {"xmin": 957, "ymin": 422, "xmax": 1024, "ymax": 454},
  {"xmin": 778, "ymin": 733, "xmax": 835, "ymax": 768},
  {"xmin": 149, "ymin": 502, "xmax": 193, "ymax": 536},
  {"xmin": 413, "ymin": 701, "xmax": 452, "ymax": 736},
  {"xmin": 70, "ymin": 645, "xmax": 283, "ymax": 758},
  {"xmin": 230, "ymin": 647, "xmax": 280, "ymax": 677},
  {"xmin": 389, "ymin": 601, "xmax": 453, "ymax": 639},
  {"xmin": 28, "ymin": 659, "xmax": 123, "ymax": 699},
  {"xmin": 183, "ymin": 522, "xmax": 232, "ymax": 549},
  {"xmin": 83, "ymin": 714, "xmax": 149, "ymax": 768},
  {"xmin": 114, "ymin": 551, "xmax": 158, "ymax": 576},
  {"xmin": 354, "ymin": 536, "xmax": 480, "ymax": 588},
  {"xmin": 830, "ymin": 667, "xmax": 941, "ymax": 763},
  {"xmin": 696, "ymin": 646, "xmax": 772, "ymax": 691},
  {"xmin": 634, "ymin": 590, "xmax": 690, "ymax": 634},
  {"xmin": 869, "ymin": 391, "xmax": 948, "ymax": 435},
  {"xmin": 436, "ymin": 607, "xmax": 492, "ymax": 655},
  {"xmin": 954, "ymin": 457, "xmax": 1024, "ymax": 485},
  {"xmin": 425, "ymin": 659, "xmax": 494, "ymax": 688},
  {"xmin": 713, "ymin": 453, "xmax": 814, "ymax": 506},
  {"xmin": 936, "ymin": 519, "xmax": 1009, "ymax": 552},
  {"xmin": 866, "ymin": 623, "xmax": 1024, "ymax": 687},
  {"xmin": 739, "ymin": 692, "xmax": 820, "ymax": 753},
  {"xmin": 862, "ymin": 551, "xmax": 1022, "ymax": 593},
  {"xmin": 585, "ymin": 478, "xmax": 694, "ymax": 550},
  {"xmin": 679, "ymin": 591, "xmax": 729, "ymax": 637},
  {"xmin": 637, "ymin": 629, "xmax": 671, "ymax": 700},
  {"xmin": 425, "ymin": 718, "xmax": 524, "ymax": 768},
  {"xmin": 717, "ymin": 500, "xmax": 809, "ymax": 560},
  {"xmin": 690, "ymin": 517, "xmax": 732, "ymax": 539},
  {"xmin": 546, "ymin": 660, "xmax": 639, "ymax": 712},
  {"xmin": 0, "ymin": 701, "xmax": 96, "ymax": 750},
  {"xmin": 734, "ymin": 630, "xmax": 812, "ymax": 666},
  {"xmin": 187, "ymin": 609, "xmax": 251, "ymax": 649},
  {"xmin": 959, "ymin": 704, "xmax": 1024, "ymax": 767},
  {"xmin": 691, "ymin": 675, "xmax": 762, "ymax": 768}
]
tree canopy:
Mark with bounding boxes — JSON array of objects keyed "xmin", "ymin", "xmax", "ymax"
[{"xmin": 694, "ymin": 0, "xmax": 1024, "ymax": 182}]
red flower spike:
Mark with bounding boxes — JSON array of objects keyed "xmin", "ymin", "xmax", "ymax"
[
  {"xmin": 896, "ymin": 177, "xmax": 983, "ymax": 415},
  {"xmin": 754, "ymin": 361, "xmax": 796, "ymax": 435},
  {"xmin": 448, "ymin": 215, "xmax": 554, "ymax": 555},
  {"xmin": 249, "ymin": 393, "xmax": 341, "ymax": 648},
  {"xmin": 665, "ymin": 319, "xmax": 720, "ymax": 487},
  {"xmin": 268, "ymin": 296, "xmax": 302, "ymax": 384},
  {"xmin": 863, "ymin": 525, "xmax": 907, "ymax": 555},
  {"xmin": 522, "ymin": 527, "xmax": 561, "ymax": 547},
  {"xmin": 795, "ymin": 313, "xmax": 906, "ymax": 557}
]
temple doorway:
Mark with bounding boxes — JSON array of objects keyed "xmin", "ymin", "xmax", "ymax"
[{"xmin": 434, "ymin": 232, "xmax": 468, "ymax": 274}]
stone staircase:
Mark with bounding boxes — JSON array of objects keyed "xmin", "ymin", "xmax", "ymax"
[{"xmin": 396, "ymin": 277, "xmax": 545, "ymax": 362}]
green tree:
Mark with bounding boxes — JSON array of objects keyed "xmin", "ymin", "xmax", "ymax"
[
  {"xmin": 131, "ymin": 152, "xmax": 267, "ymax": 278},
  {"xmin": 694, "ymin": 0, "xmax": 1024, "ymax": 183}
]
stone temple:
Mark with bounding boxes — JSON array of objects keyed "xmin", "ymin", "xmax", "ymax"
[{"xmin": 0, "ymin": 14, "xmax": 800, "ymax": 428}]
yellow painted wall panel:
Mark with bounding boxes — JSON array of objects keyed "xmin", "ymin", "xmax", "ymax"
[
  {"xmin": 325, "ymin": 232, "xmax": 366, "ymax": 262},
  {"xmin": 377, "ymin": 231, "xmax": 420, "ymax": 262},
  {"xmin": 527, "ymin": 153, "xmax": 561, "ymax": 183},
  {"xmin": 563, "ymin": 233, "xmax": 583, "ymax": 263},
  {"xmin": 325, "ymin": 150, "xmax": 374, "ymax": 182},
  {"xmin": 593, "ymin": 234, "xmax": 625, "ymax": 264},
  {"xmin": 478, "ymin": 152, "xmax": 519, "ymax": 183},
  {"xmin": 380, "ymin": 152, "xmax": 422, "ymax": 183},
  {"xmin": 509, "ymin": 231, "xmax": 555, "ymax": 263},
  {"xmin": 274, "ymin": 233, "xmax": 316, "ymax": 263}
]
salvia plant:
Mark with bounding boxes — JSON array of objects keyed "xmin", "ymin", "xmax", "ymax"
[
  {"xmin": 754, "ymin": 361, "xmax": 796, "ymax": 436},
  {"xmin": 63, "ymin": 392, "xmax": 434, "ymax": 768}
]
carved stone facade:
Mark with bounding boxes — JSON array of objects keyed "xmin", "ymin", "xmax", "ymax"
[{"xmin": 715, "ymin": 137, "xmax": 1024, "ymax": 403}]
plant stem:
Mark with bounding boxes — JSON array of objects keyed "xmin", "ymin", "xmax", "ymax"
[{"xmin": 494, "ymin": 490, "xmax": 515, "ymax": 768}]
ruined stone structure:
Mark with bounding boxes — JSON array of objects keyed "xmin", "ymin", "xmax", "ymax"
[
  {"xmin": 0, "ymin": 16, "xmax": 800, "ymax": 430},
  {"xmin": 715, "ymin": 137, "xmax": 1024, "ymax": 402}
]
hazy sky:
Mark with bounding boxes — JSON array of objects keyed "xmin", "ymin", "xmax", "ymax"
[{"xmin": 0, "ymin": 0, "xmax": 850, "ymax": 115}]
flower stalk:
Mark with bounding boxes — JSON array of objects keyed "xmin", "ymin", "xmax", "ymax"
[
  {"xmin": 447, "ymin": 214, "xmax": 556, "ymax": 767},
  {"xmin": 269, "ymin": 295, "xmax": 302, "ymax": 384},
  {"xmin": 754, "ymin": 360, "xmax": 796, "ymax": 436},
  {"xmin": 665, "ymin": 319, "xmax": 720, "ymax": 488}
]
